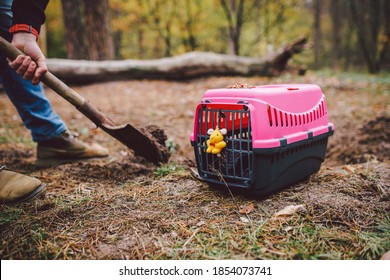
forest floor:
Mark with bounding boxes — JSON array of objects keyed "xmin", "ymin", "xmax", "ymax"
[{"xmin": 0, "ymin": 72, "xmax": 389, "ymax": 260}]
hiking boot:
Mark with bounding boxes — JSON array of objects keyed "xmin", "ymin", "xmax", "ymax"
[
  {"xmin": 0, "ymin": 165, "xmax": 46, "ymax": 205},
  {"xmin": 36, "ymin": 130, "xmax": 109, "ymax": 166}
]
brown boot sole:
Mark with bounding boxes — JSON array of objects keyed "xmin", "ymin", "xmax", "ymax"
[{"xmin": 4, "ymin": 183, "xmax": 46, "ymax": 205}]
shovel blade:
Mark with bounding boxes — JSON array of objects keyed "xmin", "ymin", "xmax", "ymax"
[
  {"xmin": 78, "ymin": 100, "xmax": 169, "ymax": 164},
  {"xmin": 100, "ymin": 123, "xmax": 169, "ymax": 164}
]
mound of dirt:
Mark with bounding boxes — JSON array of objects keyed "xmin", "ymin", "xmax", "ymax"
[
  {"xmin": 139, "ymin": 124, "xmax": 170, "ymax": 164},
  {"xmin": 358, "ymin": 116, "xmax": 390, "ymax": 159},
  {"xmin": 328, "ymin": 116, "xmax": 389, "ymax": 165}
]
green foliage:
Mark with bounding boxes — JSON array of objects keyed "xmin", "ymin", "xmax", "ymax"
[
  {"xmin": 357, "ymin": 216, "xmax": 390, "ymax": 259},
  {"xmin": 44, "ymin": 0, "xmax": 389, "ymax": 72},
  {"xmin": 153, "ymin": 164, "xmax": 185, "ymax": 177},
  {"xmin": 0, "ymin": 124, "xmax": 34, "ymax": 145},
  {"xmin": 0, "ymin": 208, "xmax": 23, "ymax": 226},
  {"xmin": 0, "ymin": 136, "xmax": 8, "ymax": 144},
  {"xmin": 45, "ymin": 0, "xmax": 66, "ymax": 58},
  {"xmin": 45, "ymin": 0, "xmax": 312, "ymax": 59}
]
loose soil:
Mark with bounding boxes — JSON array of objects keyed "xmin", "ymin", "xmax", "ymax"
[
  {"xmin": 139, "ymin": 124, "xmax": 171, "ymax": 163},
  {"xmin": 0, "ymin": 73, "xmax": 389, "ymax": 260}
]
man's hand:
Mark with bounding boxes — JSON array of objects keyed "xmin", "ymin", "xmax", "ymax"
[{"xmin": 8, "ymin": 33, "xmax": 47, "ymax": 85}]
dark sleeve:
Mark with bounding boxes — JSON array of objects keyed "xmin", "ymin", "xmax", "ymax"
[{"xmin": 11, "ymin": 0, "xmax": 50, "ymax": 33}]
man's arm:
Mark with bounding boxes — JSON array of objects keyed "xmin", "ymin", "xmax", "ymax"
[{"xmin": 8, "ymin": 0, "xmax": 50, "ymax": 85}]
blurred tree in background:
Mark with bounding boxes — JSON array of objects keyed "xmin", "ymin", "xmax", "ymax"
[
  {"xmin": 45, "ymin": 0, "xmax": 389, "ymax": 73},
  {"xmin": 219, "ymin": 0, "xmax": 245, "ymax": 55},
  {"xmin": 59, "ymin": 0, "xmax": 114, "ymax": 60},
  {"xmin": 60, "ymin": 0, "xmax": 86, "ymax": 59},
  {"xmin": 45, "ymin": 0, "xmax": 65, "ymax": 58},
  {"xmin": 348, "ymin": 0, "xmax": 389, "ymax": 73}
]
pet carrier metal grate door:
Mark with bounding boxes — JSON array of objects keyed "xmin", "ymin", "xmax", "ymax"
[{"xmin": 193, "ymin": 104, "xmax": 254, "ymax": 188}]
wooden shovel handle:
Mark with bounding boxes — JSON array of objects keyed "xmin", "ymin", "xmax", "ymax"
[
  {"xmin": 0, "ymin": 35, "xmax": 85, "ymax": 108},
  {"xmin": 0, "ymin": 35, "xmax": 118, "ymax": 127}
]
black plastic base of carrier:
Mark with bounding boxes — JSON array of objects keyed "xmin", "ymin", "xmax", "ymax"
[
  {"xmin": 193, "ymin": 129, "xmax": 334, "ymax": 197},
  {"xmin": 249, "ymin": 131, "xmax": 332, "ymax": 196}
]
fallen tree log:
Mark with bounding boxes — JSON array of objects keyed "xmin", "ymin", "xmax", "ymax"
[{"xmin": 47, "ymin": 37, "xmax": 308, "ymax": 84}]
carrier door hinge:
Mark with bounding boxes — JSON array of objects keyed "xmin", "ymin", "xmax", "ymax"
[
  {"xmin": 307, "ymin": 131, "xmax": 313, "ymax": 143},
  {"xmin": 280, "ymin": 138, "xmax": 288, "ymax": 152},
  {"xmin": 201, "ymin": 99, "xmax": 211, "ymax": 108},
  {"xmin": 237, "ymin": 101, "xmax": 249, "ymax": 111},
  {"xmin": 328, "ymin": 125, "xmax": 334, "ymax": 134}
]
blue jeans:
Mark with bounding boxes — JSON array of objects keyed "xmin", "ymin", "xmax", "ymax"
[{"xmin": 0, "ymin": 0, "xmax": 66, "ymax": 142}]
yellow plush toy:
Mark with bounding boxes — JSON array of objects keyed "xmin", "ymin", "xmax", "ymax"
[{"xmin": 206, "ymin": 127, "xmax": 227, "ymax": 155}]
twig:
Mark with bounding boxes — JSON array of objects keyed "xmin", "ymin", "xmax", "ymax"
[{"xmin": 182, "ymin": 228, "xmax": 200, "ymax": 249}]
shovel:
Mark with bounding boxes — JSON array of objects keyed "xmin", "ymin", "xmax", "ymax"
[{"xmin": 0, "ymin": 36, "xmax": 169, "ymax": 164}]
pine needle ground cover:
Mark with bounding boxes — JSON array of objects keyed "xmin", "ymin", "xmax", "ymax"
[{"xmin": 0, "ymin": 73, "xmax": 389, "ymax": 259}]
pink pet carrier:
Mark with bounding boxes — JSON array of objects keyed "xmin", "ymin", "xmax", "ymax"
[{"xmin": 190, "ymin": 84, "xmax": 334, "ymax": 196}]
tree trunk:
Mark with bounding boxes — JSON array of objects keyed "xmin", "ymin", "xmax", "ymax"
[
  {"xmin": 270, "ymin": 37, "xmax": 308, "ymax": 73},
  {"xmin": 220, "ymin": 0, "xmax": 245, "ymax": 55},
  {"xmin": 142, "ymin": 0, "xmax": 177, "ymax": 57},
  {"xmin": 46, "ymin": 38, "xmax": 308, "ymax": 84},
  {"xmin": 348, "ymin": 0, "xmax": 381, "ymax": 73},
  {"xmin": 61, "ymin": 0, "xmax": 88, "ymax": 59},
  {"xmin": 83, "ymin": 0, "xmax": 114, "ymax": 60},
  {"xmin": 183, "ymin": 0, "xmax": 199, "ymax": 51},
  {"xmin": 379, "ymin": 0, "xmax": 390, "ymax": 68},
  {"xmin": 329, "ymin": 0, "xmax": 342, "ymax": 69},
  {"xmin": 254, "ymin": 0, "xmax": 262, "ymax": 44},
  {"xmin": 313, "ymin": 0, "xmax": 322, "ymax": 69},
  {"xmin": 136, "ymin": 0, "xmax": 147, "ymax": 58}
]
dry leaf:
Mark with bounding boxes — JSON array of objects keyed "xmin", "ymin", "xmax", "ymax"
[
  {"xmin": 272, "ymin": 204, "xmax": 306, "ymax": 218},
  {"xmin": 230, "ymin": 240, "xmax": 239, "ymax": 249},
  {"xmin": 284, "ymin": 226, "xmax": 294, "ymax": 232},
  {"xmin": 196, "ymin": 220, "xmax": 206, "ymax": 227},
  {"xmin": 170, "ymin": 231, "xmax": 178, "ymax": 239},
  {"xmin": 239, "ymin": 203, "xmax": 255, "ymax": 214},
  {"xmin": 120, "ymin": 150, "xmax": 129, "ymax": 157},
  {"xmin": 342, "ymin": 165, "xmax": 355, "ymax": 173},
  {"xmin": 240, "ymin": 216, "xmax": 250, "ymax": 223},
  {"xmin": 227, "ymin": 82, "xmax": 255, "ymax": 89}
]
